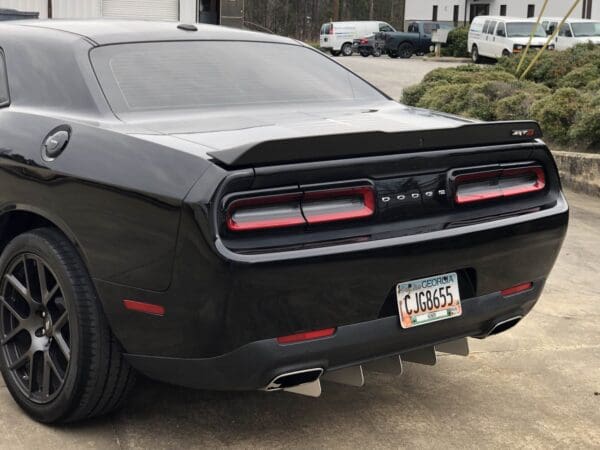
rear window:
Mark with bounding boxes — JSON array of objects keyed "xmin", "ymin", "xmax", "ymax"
[
  {"xmin": 91, "ymin": 41, "xmax": 384, "ymax": 115},
  {"xmin": 0, "ymin": 50, "xmax": 8, "ymax": 106}
]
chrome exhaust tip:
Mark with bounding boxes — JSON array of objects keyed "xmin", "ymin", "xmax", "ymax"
[
  {"xmin": 265, "ymin": 368, "xmax": 324, "ymax": 397},
  {"xmin": 487, "ymin": 316, "xmax": 523, "ymax": 336}
]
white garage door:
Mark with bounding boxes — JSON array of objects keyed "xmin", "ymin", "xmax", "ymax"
[{"xmin": 102, "ymin": 0, "xmax": 179, "ymax": 21}]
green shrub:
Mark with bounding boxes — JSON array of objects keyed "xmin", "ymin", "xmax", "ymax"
[
  {"xmin": 495, "ymin": 93, "xmax": 537, "ymax": 121},
  {"xmin": 531, "ymin": 88, "xmax": 583, "ymax": 144},
  {"xmin": 585, "ymin": 78, "xmax": 600, "ymax": 92},
  {"xmin": 558, "ymin": 64, "xmax": 600, "ymax": 89},
  {"xmin": 441, "ymin": 26, "xmax": 469, "ymax": 58},
  {"xmin": 402, "ymin": 82, "xmax": 431, "ymax": 106}
]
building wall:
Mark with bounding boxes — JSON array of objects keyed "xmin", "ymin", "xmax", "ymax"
[
  {"xmin": 0, "ymin": 0, "xmax": 198, "ymax": 21},
  {"xmin": 0, "ymin": 0, "xmax": 48, "ymax": 18},
  {"xmin": 405, "ymin": 1, "xmax": 599, "ymax": 24}
]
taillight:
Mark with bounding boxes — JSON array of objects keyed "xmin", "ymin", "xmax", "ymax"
[
  {"xmin": 226, "ymin": 193, "xmax": 304, "ymax": 232},
  {"xmin": 226, "ymin": 185, "xmax": 375, "ymax": 232},
  {"xmin": 329, "ymin": 25, "xmax": 334, "ymax": 35},
  {"xmin": 360, "ymin": 38, "xmax": 368, "ymax": 44},
  {"xmin": 454, "ymin": 166, "xmax": 545, "ymax": 205}
]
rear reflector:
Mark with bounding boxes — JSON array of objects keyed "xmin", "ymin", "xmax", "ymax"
[
  {"xmin": 226, "ymin": 186, "xmax": 375, "ymax": 232},
  {"xmin": 123, "ymin": 299, "xmax": 165, "ymax": 316},
  {"xmin": 501, "ymin": 282, "xmax": 533, "ymax": 297},
  {"xmin": 455, "ymin": 166, "xmax": 545, "ymax": 205},
  {"xmin": 277, "ymin": 328, "xmax": 336, "ymax": 344}
]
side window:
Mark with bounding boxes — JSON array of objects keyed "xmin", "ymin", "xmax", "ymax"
[
  {"xmin": 379, "ymin": 23, "xmax": 394, "ymax": 32},
  {"xmin": 0, "ymin": 50, "xmax": 8, "ymax": 107},
  {"xmin": 496, "ymin": 23, "xmax": 506, "ymax": 37},
  {"xmin": 423, "ymin": 23, "xmax": 434, "ymax": 34},
  {"xmin": 408, "ymin": 23, "xmax": 418, "ymax": 33},
  {"xmin": 559, "ymin": 24, "xmax": 573, "ymax": 37},
  {"xmin": 487, "ymin": 21, "xmax": 497, "ymax": 35},
  {"xmin": 482, "ymin": 20, "xmax": 491, "ymax": 34}
]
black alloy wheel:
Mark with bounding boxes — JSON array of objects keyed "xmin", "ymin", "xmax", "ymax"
[{"xmin": 0, "ymin": 253, "xmax": 70, "ymax": 403}]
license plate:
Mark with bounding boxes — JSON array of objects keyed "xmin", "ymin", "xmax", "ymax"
[{"xmin": 396, "ymin": 272, "xmax": 462, "ymax": 329}]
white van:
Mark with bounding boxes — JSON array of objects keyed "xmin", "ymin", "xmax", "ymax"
[
  {"xmin": 320, "ymin": 21, "xmax": 396, "ymax": 57},
  {"xmin": 541, "ymin": 18, "xmax": 600, "ymax": 50},
  {"xmin": 468, "ymin": 16, "xmax": 551, "ymax": 63}
]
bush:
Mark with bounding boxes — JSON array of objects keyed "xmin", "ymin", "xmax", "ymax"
[
  {"xmin": 401, "ymin": 44, "xmax": 600, "ymax": 151},
  {"xmin": 531, "ymin": 88, "xmax": 583, "ymax": 144},
  {"xmin": 441, "ymin": 26, "xmax": 469, "ymax": 58}
]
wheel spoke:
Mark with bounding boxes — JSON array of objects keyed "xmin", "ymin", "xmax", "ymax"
[
  {"xmin": 53, "ymin": 311, "xmax": 68, "ymax": 333},
  {"xmin": 0, "ymin": 295, "xmax": 23, "ymax": 321},
  {"xmin": 0, "ymin": 324, "xmax": 22, "ymax": 345},
  {"xmin": 4, "ymin": 274, "xmax": 30, "ymax": 304},
  {"xmin": 42, "ymin": 353, "xmax": 51, "ymax": 397},
  {"xmin": 54, "ymin": 333, "xmax": 70, "ymax": 361},
  {"xmin": 8, "ymin": 351, "xmax": 29, "ymax": 370},
  {"xmin": 43, "ymin": 284, "xmax": 59, "ymax": 306},
  {"xmin": 35, "ymin": 256, "xmax": 48, "ymax": 301},
  {"xmin": 46, "ymin": 352, "xmax": 63, "ymax": 382},
  {"xmin": 21, "ymin": 256, "xmax": 31, "ymax": 294}
]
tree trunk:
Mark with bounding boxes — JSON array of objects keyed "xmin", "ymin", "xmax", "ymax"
[
  {"xmin": 369, "ymin": 0, "xmax": 375, "ymax": 20},
  {"xmin": 332, "ymin": 0, "xmax": 340, "ymax": 21}
]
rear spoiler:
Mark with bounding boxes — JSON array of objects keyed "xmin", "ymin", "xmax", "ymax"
[{"xmin": 207, "ymin": 121, "xmax": 543, "ymax": 168}]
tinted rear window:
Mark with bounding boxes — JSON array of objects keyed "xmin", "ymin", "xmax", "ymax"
[
  {"xmin": 91, "ymin": 41, "xmax": 383, "ymax": 114},
  {"xmin": 0, "ymin": 50, "xmax": 8, "ymax": 106}
]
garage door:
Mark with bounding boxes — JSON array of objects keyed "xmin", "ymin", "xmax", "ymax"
[{"xmin": 102, "ymin": 0, "xmax": 178, "ymax": 21}]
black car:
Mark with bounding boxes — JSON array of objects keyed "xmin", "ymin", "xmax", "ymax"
[
  {"xmin": 353, "ymin": 33, "xmax": 385, "ymax": 57},
  {"xmin": 0, "ymin": 20, "xmax": 568, "ymax": 423}
]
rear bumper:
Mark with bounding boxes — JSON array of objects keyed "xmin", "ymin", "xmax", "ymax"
[{"xmin": 125, "ymin": 282, "xmax": 541, "ymax": 391}]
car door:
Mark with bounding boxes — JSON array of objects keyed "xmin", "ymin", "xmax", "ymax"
[
  {"xmin": 555, "ymin": 23, "xmax": 575, "ymax": 50},
  {"xmin": 495, "ymin": 22, "xmax": 509, "ymax": 56},
  {"xmin": 485, "ymin": 20, "xmax": 498, "ymax": 57}
]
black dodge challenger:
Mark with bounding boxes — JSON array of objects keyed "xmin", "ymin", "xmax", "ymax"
[{"xmin": 0, "ymin": 20, "xmax": 568, "ymax": 423}]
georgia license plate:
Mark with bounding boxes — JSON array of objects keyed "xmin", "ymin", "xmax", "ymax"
[{"xmin": 396, "ymin": 272, "xmax": 462, "ymax": 329}]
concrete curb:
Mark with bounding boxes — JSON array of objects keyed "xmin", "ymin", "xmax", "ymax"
[
  {"xmin": 422, "ymin": 56, "xmax": 471, "ymax": 63},
  {"xmin": 552, "ymin": 151, "xmax": 600, "ymax": 198}
]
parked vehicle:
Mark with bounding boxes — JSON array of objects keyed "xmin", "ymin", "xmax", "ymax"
[
  {"xmin": 468, "ymin": 16, "xmax": 552, "ymax": 62},
  {"xmin": 382, "ymin": 21, "xmax": 454, "ymax": 59},
  {"xmin": 542, "ymin": 18, "xmax": 600, "ymax": 50},
  {"xmin": 353, "ymin": 33, "xmax": 385, "ymax": 57},
  {"xmin": 0, "ymin": 20, "xmax": 567, "ymax": 424},
  {"xmin": 320, "ymin": 20, "xmax": 395, "ymax": 56},
  {"xmin": 0, "ymin": 8, "xmax": 39, "ymax": 21}
]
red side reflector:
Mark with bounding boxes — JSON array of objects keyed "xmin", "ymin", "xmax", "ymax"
[
  {"xmin": 455, "ymin": 166, "xmax": 545, "ymax": 205},
  {"xmin": 277, "ymin": 328, "xmax": 336, "ymax": 344},
  {"xmin": 123, "ymin": 299, "xmax": 165, "ymax": 317},
  {"xmin": 501, "ymin": 282, "xmax": 533, "ymax": 297}
]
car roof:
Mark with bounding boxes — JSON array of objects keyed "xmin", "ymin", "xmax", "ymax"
[
  {"xmin": 542, "ymin": 17, "xmax": 599, "ymax": 22},
  {"xmin": 473, "ymin": 16, "xmax": 537, "ymax": 22},
  {"xmin": 1, "ymin": 19, "xmax": 296, "ymax": 46}
]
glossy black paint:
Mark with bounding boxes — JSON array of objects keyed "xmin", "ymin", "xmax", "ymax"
[{"xmin": 0, "ymin": 20, "xmax": 568, "ymax": 390}]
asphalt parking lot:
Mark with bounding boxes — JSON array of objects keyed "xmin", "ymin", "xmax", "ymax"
[{"xmin": 0, "ymin": 56, "xmax": 598, "ymax": 449}]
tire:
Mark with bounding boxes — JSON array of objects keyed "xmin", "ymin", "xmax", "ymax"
[
  {"xmin": 388, "ymin": 50, "xmax": 399, "ymax": 59},
  {"xmin": 0, "ymin": 228, "xmax": 135, "ymax": 423},
  {"xmin": 471, "ymin": 45, "xmax": 482, "ymax": 63},
  {"xmin": 398, "ymin": 42, "xmax": 414, "ymax": 59},
  {"xmin": 502, "ymin": 49, "xmax": 511, "ymax": 58},
  {"xmin": 330, "ymin": 49, "xmax": 342, "ymax": 57},
  {"xmin": 360, "ymin": 50, "xmax": 370, "ymax": 57},
  {"xmin": 372, "ymin": 47, "xmax": 382, "ymax": 57},
  {"xmin": 341, "ymin": 43, "xmax": 353, "ymax": 57}
]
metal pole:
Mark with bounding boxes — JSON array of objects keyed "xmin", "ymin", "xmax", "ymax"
[
  {"xmin": 520, "ymin": 0, "xmax": 582, "ymax": 81},
  {"xmin": 516, "ymin": 0, "xmax": 549, "ymax": 74}
]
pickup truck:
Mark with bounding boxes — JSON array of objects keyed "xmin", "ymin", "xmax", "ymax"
[{"xmin": 383, "ymin": 21, "xmax": 454, "ymax": 58}]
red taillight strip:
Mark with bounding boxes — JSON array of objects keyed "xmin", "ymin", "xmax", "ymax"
[
  {"xmin": 455, "ymin": 166, "xmax": 545, "ymax": 205},
  {"xmin": 501, "ymin": 282, "xmax": 533, "ymax": 297},
  {"xmin": 226, "ymin": 185, "xmax": 375, "ymax": 232},
  {"xmin": 277, "ymin": 328, "xmax": 336, "ymax": 344},
  {"xmin": 123, "ymin": 300, "xmax": 165, "ymax": 317}
]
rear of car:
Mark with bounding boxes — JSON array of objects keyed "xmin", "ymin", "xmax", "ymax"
[{"xmin": 89, "ymin": 39, "xmax": 568, "ymax": 393}]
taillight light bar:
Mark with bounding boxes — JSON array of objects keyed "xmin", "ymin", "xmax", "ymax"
[
  {"xmin": 226, "ymin": 185, "xmax": 375, "ymax": 232},
  {"xmin": 454, "ymin": 166, "xmax": 545, "ymax": 205}
]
